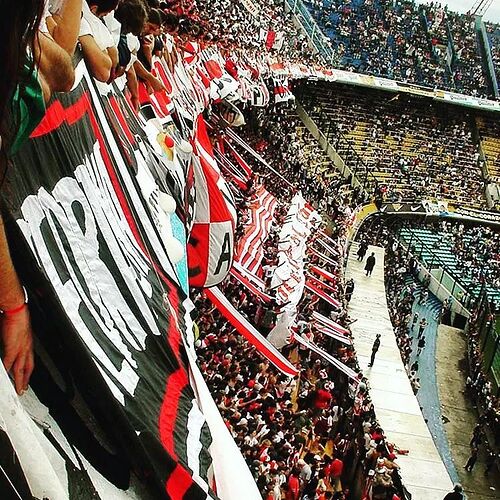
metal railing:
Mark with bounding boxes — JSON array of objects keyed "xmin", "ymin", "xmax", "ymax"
[
  {"xmin": 394, "ymin": 222, "xmax": 491, "ymax": 312},
  {"xmin": 296, "ymin": 86, "xmax": 380, "ymax": 196},
  {"xmin": 283, "ymin": 0, "xmax": 338, "ymax": 65}
]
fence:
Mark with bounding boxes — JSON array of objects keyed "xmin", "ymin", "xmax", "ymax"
[
  {"xmin": 283, "ymin": 0, "xmax": 338, "ymax": 65},
  {"xmin": 389, "ymin": 222, "xmax": 473, "ymax": 320},
  {"xmin": 295, "ymin": 91, "xmax": 380, "ymax": 197}
]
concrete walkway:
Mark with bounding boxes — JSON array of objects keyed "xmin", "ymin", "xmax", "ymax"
[{"xmin": 346, "ymin": 244, "xmax": 454, "ymax": 500}]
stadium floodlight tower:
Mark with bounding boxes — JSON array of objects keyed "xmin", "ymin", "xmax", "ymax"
[{"xmin": 469, "ymin": 0, "xmax": 493, "ymax": 16}]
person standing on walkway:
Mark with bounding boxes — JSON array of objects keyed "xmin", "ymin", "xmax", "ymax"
[
  {"xmin": 357, "ymin": 241, "xmax": 368, "ymax": 261},
  {"xmin": 464, "ymin": 444, "xmax": 479, "ymax": 472},
  {"xmin": 365, "ymin": 253, "xmax": 376, "ymax": 277},
  {"xmin": 418, "ymin": 318, "xmax": 427, "ymax": 339},
  {"xmin": 416, "ymin": 336, "xmax": 426, "ymax": 356},
  {"xmin": 368, "ymin": 334, "xmax": 381, "ymax": 367},
  {"xmin": 470, "ymin": 423, "xmax": 483, "ymax": 448},
  {"xmin": 345, "ymin": 278, "xmax": 355, "ymax": 303},
  {"xmin": 443, "ymin": 483, "xmax": 464, "ymax": 500},
  {"xmin": 412, "ymin": 312, "xmax": 420, "ymax": 329}
]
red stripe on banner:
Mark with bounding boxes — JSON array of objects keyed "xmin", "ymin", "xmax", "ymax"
[
  {"xmin": 159, "ymin": 368, "xmax": 187, "ymax": 461},
  {"xmin": 31, "ymin": 92, "xmax": 91, "ymax": 137},
  {"xmin": 305, "ymin": 280, "xmax": 341, "ymax": 309},
  {"xmin": 205, "ymin": 287, "xmax": 298, "ymax": 377},
  {"xmin": 187, "ymin": 223, "xmax": 209, "ymax": 288},
  {"xmin": 312, "ymin": 311, "xmax": 350, "ymax": 335},
  {"xmin": 194, "ymin": 116, "xmax": 234, "ymax": 224},
  {"xmin": 166, "ymin": 463, "xmax": 194, "ymax": 499},
  {"xmin": 310, "ymin": 265, "xmax": 337, "ymax": 283},
  {"xmin": 236, "ymin": 185, "xmax": 276, "ymax": 274},
  {"xmin": 238, "ymin": 203, "xmax": 266, "ymax": 265},
  {"xmin": 230, "ymin": 268, "xmax": 272, "ymax": 303},
  {"xmin": 306, "ymin": 273, "xmax": 338, "ymax": 296}
]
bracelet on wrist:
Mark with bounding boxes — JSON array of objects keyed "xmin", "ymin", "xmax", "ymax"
[{"xmin": 0, "ymin": 287, "xmax": 28, "ymax": 316}]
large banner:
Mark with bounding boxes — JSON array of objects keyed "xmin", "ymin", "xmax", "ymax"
[
  {"xmin": 4, "ymin": 59, "xmax": 244, "ymax": 499},
  {"xmin": 234, "ymin": 184, "xmax": 277, "ymax": 276}
]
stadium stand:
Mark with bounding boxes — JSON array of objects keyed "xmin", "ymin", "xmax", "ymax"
[
  {"xmin": 477, "ymin": 113, "xmax": 500, "ymax": 184},
  {"xmin": 196, "ymin": 0, "xmax": 321, "ymax": 65},
  {"xmin": 304, "ymin": 0, "xmax": 496, "ymax": 97},
  {"xmin": 397, "ymin": 222, "xmax": 500, "ymax": 306},
  {"xmin": 299, "ymin": 80, "xmax": 487, "ymax": 208},
  {"xmin": 486, "ymin": 21, "xmax": 500, "ymax": 88},
  {"xmin": 446, "ymin": 10, "xmax": 489, "ymax": 96}
]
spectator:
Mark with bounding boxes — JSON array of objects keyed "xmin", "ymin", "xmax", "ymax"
[
  {"xmin": 443, "ymin": 483, "xmax": 464, "ymax": 500},
  {"xmin": 79, "ymin": 0, "xmax": 119, "ymax": 82},
  {"xmin": 464, "ymin": 443, "xmax": 479, "ymax": 472},
  {"xmin": 368, "ymin": 334, "xmax": 381, "ymax": 367},
  {"xmin": 365, "ymin": 252, "xmax": 376, "ymax": 277},
  {"xmin": 44, "ymin": 0, "xmax": 82, "ymax": 55}
]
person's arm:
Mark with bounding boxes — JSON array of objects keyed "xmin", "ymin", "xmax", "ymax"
[
  {"xmin": 126, "ymin": 65, "xmax": 139, "ymax": 112},
  {"xmin": 48, "ymin": 0, "xmax": 82, "ymax": 55},
  {"xmin": 35, "ymin": 31, "xmax": 75, "ymax": 97},
  {"xmin": 133, "ymin": 59, "xmax": 165, "ymax": 92},
  {"xmin": 107, "ymin": 46, "xmax": 119, "ymax": 81},
  {"xmin": 0, "ymin": 214, "xmax": 34, "ymax": 395},
  {"xmin": 79, "ymin": 34, "xmax": 112, "ymax": 82}
]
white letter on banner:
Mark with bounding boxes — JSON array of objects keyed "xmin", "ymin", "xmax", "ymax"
[{"xmin": 19, "ymin": 182, "xmax": 140, "ymax": 402}]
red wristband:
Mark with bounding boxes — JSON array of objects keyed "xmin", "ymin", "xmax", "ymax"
[
  {"xmin": 0, "ymin": 287, "xmax": 28, "ymax": 316},
  {"xmin": 2, "ymin": 302, "xmax": 27, "ymax": 316}
]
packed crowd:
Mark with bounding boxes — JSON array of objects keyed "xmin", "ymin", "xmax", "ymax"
[
  {"xmin": 304, "ymin": 0, "xmax": 494, "ymax": 97},
  {"xmin": 299, "ymin": 81, "xmax": 486, "ymax": 208},
  {"xmin": 443, "ymin": 223, "xmax": 500, "ymax": 292},
  {"xmin": 195, "ymin": 0, "xmax": 322, "ymax": 67},
  {"xmin": 305, "ymin": 0, "xmax": 443, "ymax": 88},
  {"xmin": 248, "ymin": 105, "xmax": 368, "ymax": 215},
  {"xmin": 190, "ymin": 105, "xmax": 410, "ymax": 499},
  {"xmin": 486, "ymin": 22, "xmax": 500, "ymax": 92},
  {"xmin": 465, "ymin": 310, "xmax": 500, "ymax": 456},
  {"xmin": 445, "ymin": 10, "xmax": 489, "ymax": 97},
  {"xmin": 476, "ymin": 113, "xmax": 500, "ymax": 185}
]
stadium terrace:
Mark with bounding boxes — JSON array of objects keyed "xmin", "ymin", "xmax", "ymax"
[{"xmin": 0, "ymin": 1, "xmax": 498, "ymax": 500}]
